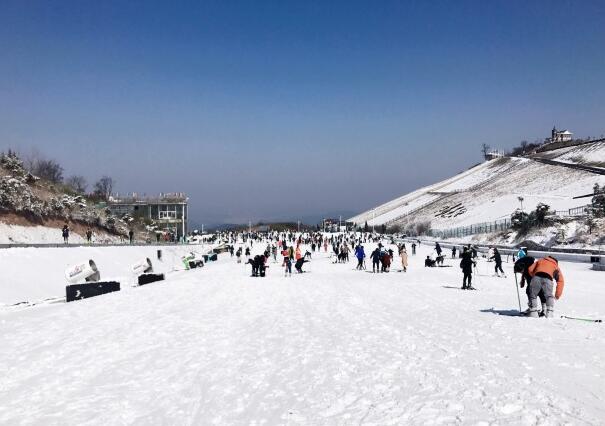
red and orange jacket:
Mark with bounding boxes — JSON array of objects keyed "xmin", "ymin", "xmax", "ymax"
[{"xmin": 528, "ymin": 256, "xmax": 565, "ymax": 299}]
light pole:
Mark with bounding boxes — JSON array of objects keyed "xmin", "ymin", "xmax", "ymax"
[
  {"xmin": 518, "ymin": 196, "xmax": 524, "ymax": 213},
  {"xmin": 372, "ymin": 209, "xmax": 376, "ymax": 233},
  {"xmin": 298, "ymin": 220, "xmax": 300, "ymax": 233}
]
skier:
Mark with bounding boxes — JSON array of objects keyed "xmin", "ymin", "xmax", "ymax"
[
  {"xmin": 229, "ymin": 246, "xmax": 234, "ymax": 257},
  {"xmin": 400, "ymin": 246, "xmax": 408, "ymax": 272},
  {"xmin": 491, "ymin": 248, "xmax": 505, "ymax": 276},
  {"xmin": 460, "ymin": 247, "xmax": 476, "ymax": 290},
  {"xmin": 451, "ymin": 246, "xmax": 457, "ymax": 258},
  {"xmin": 343, "ymin": 244, "xmax": 351, "ymax": 262},
  {"xmin": 435, "ymin": 242, "xmax": 442, "ymax": 257},
  {"xmin": 294, "ymin": 258, "xmax": 308, "ymax": 273},
  {"xmin": 370, "ymin": 247, "xmax": 382, "ymax": 273},
  {"xmin": 517, "ymin": 247, "xmax": 528, "ymax": 260},
  {"xmin": 381, "ymin": 251, "xmax": 391, "ymax": 272},
  {"xmin": 62, "ymin": 224, "xmax": 69, "ymax": 244},
  {"xmin": 514, "ymin": 256, "xmax": 546, "ymax": 316},
  {"xmin": 525, "ymin": 256, "xmax": 565, "ymax": 318},
  {"xmin": 284, "ymin": 256, "xmax": 292, "ymax": 276},
  {"xmin": 354, "ymin": 244, "xmax": 365, "ymax": 270},
  {"xmin": 411, "ymin": 242, "xmax": 417, "ymax": 255}
]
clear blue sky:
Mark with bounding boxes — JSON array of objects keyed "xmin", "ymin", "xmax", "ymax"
[{"xmin": 1, "ymin": 0, "xmax": 604, "ymax": 225}]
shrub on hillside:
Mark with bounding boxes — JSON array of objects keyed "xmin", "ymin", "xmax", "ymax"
[
  {"xmin": 592, "ymin": 184, "xmax": 605, "ymax": 217},
  {"xmin": 511, "ymin": 203, "xmax": 553, "ymax": 234}
]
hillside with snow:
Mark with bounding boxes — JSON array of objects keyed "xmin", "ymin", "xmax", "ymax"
[
  {"xmin": 0, "ymin": 152, "xmax": 155, "ymax": 244},
  {"xmin": 349, "ymin": 142, "xmax": 605, "ymax": 245},
  {"xmin": 532, "ymin": 139, "xmax": 605, "ymax": 169}
]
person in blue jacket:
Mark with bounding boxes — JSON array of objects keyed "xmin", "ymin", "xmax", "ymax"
[
  {"xmin": 517, "ymin": 247, "xmax": 528, "ymax": 260},
  {"xmin": 354, "ymin": 244, "xmax": 365, "ymax": 270}
]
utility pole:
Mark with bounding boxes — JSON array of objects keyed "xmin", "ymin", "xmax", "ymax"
[{"xmin": 249, "ymin": 220, "xmax": 252, "ymax": 234}]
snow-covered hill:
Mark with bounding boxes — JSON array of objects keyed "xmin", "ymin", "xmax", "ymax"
[
  {"xmin": 350, "ymin": 143, "xmax": 605, "ymax": 235},
  {"xmin": 0, "ymin": 152, "xmax": 155, "ymax": 244},
  {"xmin": 533, "ymin": 139, "xmax": 605, "ymax": 169}
]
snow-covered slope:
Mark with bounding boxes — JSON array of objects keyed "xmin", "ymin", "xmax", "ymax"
[
  {"xmin": 533, "ymin": 140, "xmax": 605, "ymax": 169},
  {"xmin": 350, "ymin": 147, "xmax": 605, "ymax": 230},
  {"xmin": 1, "ymin": 242, "xmax": 603, "ymax": 424}
]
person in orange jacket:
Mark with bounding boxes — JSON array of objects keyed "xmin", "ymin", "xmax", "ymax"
[{"xmin": 526, "ymin": 256, "xmax": 564, "ymax": 318}]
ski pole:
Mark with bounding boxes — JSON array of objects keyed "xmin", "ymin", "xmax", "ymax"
[
  {"xmin": 561, "ymin": 315, "xmax": 602, "ymax": 323},
  {"xmin": 513, "ymin": 273, "xmax": 522, "ymax": 313}
]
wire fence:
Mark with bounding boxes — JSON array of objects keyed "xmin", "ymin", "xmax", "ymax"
[{"xmin": 429, "ymin": 204, "xmax": 594, "ymax": 238}]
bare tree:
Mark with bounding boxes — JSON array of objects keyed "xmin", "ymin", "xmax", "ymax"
[
  {"xmin": 33, "ymin": 159, "xmax": 64, "ymax": 183},
  {"xmin": 481, "ymin": 143, "xmax": 491, "ymax": 160},
  {"xmin": 65, "ymin": 175, "xmax": 87, "ymax": 193},
  {"xmin": 520, "ymin": 140, "xmax": 528, "ymax": 152},
  {"xmin": 93, "ymin": 176, "xmax": 114, "ymax": 200}
]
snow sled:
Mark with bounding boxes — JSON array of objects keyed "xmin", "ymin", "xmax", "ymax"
[
  {"xmin": 66, "ymin": 281, "xmax": 120, "ymax": 302},
  {"xmin": 138, "ymin": 273, "xmax": 165, "ymax": 286}
]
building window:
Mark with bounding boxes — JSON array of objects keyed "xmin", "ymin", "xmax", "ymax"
[{"xmin": 159, "ymin": 205, "xmax": 177, "ymax": 219}]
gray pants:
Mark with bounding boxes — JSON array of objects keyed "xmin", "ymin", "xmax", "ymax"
[{"xmin": 528, "ymin": 276, "xmax": 554, "ymax": 314}]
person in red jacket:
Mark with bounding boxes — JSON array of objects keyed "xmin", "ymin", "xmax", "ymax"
[{"xmin": 526, "ymin": 256, "xmax": 565, "ymax": 318}]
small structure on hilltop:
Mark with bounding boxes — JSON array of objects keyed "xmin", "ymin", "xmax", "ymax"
[
  {"xmin": 485, "ymin": 149, "xmax": 505, "ymax": 160},
  {"xmin": 548, "ymin": 126, "xmax": 573, "ymax": 144}
]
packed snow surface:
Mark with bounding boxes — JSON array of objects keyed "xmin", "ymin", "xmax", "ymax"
[
  {"xmin": 0, "ymin": 223, "xmax": 86, "ymax": 245},
  {"xmin": 1, "ymin": 242, "xmax": 604, "ymax": 424}
]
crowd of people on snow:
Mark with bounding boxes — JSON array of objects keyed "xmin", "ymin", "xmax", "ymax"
[{"xmin": 184, "ymin": 228, "xmax": 568, "ymax": 319}]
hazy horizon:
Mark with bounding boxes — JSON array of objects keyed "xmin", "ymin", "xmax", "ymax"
[{"xmin": 2, "ymin": 1, "xmax": 604, "ymax": 225}]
